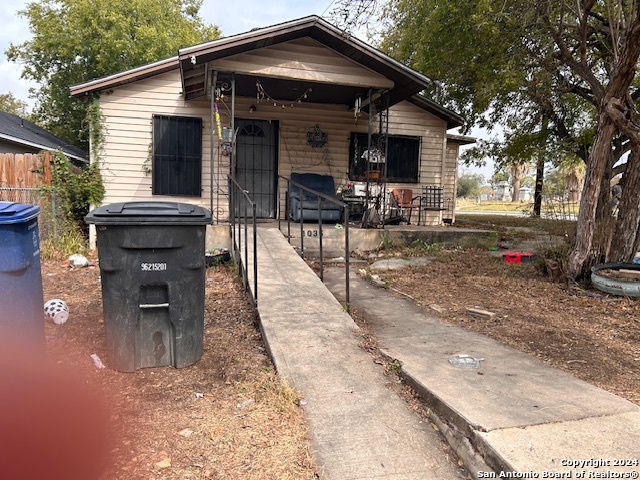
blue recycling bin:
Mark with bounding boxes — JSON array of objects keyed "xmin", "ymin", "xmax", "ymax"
[{"xmin": 0, "ymin": 202, "xmax": 45, "ymax": 349}]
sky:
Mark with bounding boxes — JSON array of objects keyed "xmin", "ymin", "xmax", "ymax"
[{"xmin": 0, "ymin": 0, "xmax": 493, "ymax": 180}]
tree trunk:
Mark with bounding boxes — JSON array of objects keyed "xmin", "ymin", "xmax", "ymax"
[
  {"xmin": 511, "ymin": 176, "xmax": 521, "ymax": 202},
  {"xmin": 510, "ymin": 164, "xmax": 525, "ymax": 202},
  {"xmin": 533, "ymin": 155, "xmax": 545, "ymax": 217},
  {"xmin": 588, "ymin": 159, "xmax": 615, "ymax": 268},
  {"xmin": 567, "ymin": 114, "xmax": 617, "ymax": 280},
  {"xmin": 608, "ymin": 145, "xmax": 640, "ymax": 261}
]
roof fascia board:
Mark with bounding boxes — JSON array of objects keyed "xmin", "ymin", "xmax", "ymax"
[
  {"xmin": 70, "ymin": 57, "xmax": 179, "ymax": 97},
  {"xmin": 309, "ymin": 21, "xmax": 432, "ymax": 87},
  {"xmin": 446, "ymin": 133, "xmax": 476, "ymax": 145},
  {"xmin": 0, "ymin": 133, "xmax": 87, "ymax": 162},
  {"xmin": 408, "ymin": 95, "xmax": 465, "ymax": 129}
]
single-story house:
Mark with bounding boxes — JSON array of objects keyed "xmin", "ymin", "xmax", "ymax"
[
  {"xmin": 0, "ymin": 111, "xmax": 87, "ymax": 164},
  {"xmin": 70, "ymin": 15, "xmax": 473, "ymax": 247}
]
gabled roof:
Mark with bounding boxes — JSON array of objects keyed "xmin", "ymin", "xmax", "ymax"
[
  {"xmin": 0, "ymin": 111, "xmax": 87, "ymax": 162},
  {"xmin": 70, "ymin": 15, "xmax": 465, "ymax": 128},
  {"xmin": 176, "ymin": 15, "xmax": 432, "ymax": 106}
]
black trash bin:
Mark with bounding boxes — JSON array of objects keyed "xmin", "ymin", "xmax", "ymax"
[
  {"xmin": 85, "ymin": 201, "xmax": 212, "ymax": 372},
  {"xmin": 0, "ymin": 202, "xmax": 45, "ymax": 350}
]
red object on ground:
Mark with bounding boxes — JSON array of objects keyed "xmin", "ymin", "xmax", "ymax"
[{"xmin": 502, "ymin": 252, "xmax": 533, "ymax": 264}]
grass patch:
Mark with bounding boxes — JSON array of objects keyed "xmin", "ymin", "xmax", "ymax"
[
  {"xmin": 455, "ymin": 214, "xmax": 576, "ymax": 240},
  {"xmin": 40, "ymin": 228, "xmax": 89, "ymax": 260},
  {"xmin": 457, "ymin": 200, "xmax": 532, "ymax": 212}
]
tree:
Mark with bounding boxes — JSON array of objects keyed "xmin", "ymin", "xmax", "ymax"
[
  {"xmin": 489, "ymin": 170, "xmax": 509, "ymax": 189},
  {"xmin": 6, "ymin": 0, "xmax": 220, "ymax": 152},
  {"xmin": 332, "ymin": 0, "xmax": 640, "ymax": 280},
  {"xmin": 0, "ymin": 93, "xmax": 29, "ymax": 117},
  {"xmin": 456, "ymin": 172, "xmax": 485, "ymax": 198}
]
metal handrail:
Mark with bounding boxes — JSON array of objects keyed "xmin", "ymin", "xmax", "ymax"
[
  {"xmin": 228, "ymin": 176, "xmax": 258, "ymax": 308},
  {"xmin": 278, "ymin": 175, "xmax": 350, "ymax": 310}
]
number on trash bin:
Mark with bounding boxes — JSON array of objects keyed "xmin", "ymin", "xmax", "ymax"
[{"xmin": 141, "ymin": 262, "xmax": 167, "ymax": 271}]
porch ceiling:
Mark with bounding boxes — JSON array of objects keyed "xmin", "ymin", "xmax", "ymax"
[{"xmin": 211, "ymin": 73, "xmax": 378, "ymax": 107}]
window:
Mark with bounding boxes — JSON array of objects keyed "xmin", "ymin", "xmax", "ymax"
[
  {"xmin": 348, "ymin": 132, "xmax": 421, "ymax": 183},
  {"xmin": 152, "ymin": 115, "xmax": 202, "ymax": 196}
]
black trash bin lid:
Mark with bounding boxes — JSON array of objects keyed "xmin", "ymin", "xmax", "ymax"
[
  {"xmin": 85, "ymin": 201, "xmax": 212, "ymax": 225},
  {"xmin": 0, "ymin": 201, "xmax": 40, "ymax": 224}
]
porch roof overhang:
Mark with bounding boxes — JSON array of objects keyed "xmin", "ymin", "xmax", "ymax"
[
  {"xmin": 69, "ymin": 16, "xmax": 466, "ymax": 129},
  {"xmin": 178, "ymin": 16, "xmax": 432, "ymax": 109},
  {"xmin": 446, "ymin": 133, "xmax": 476, "ymax": 145}
]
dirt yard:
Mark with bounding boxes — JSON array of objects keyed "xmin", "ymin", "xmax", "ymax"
[
  {"xmin": 35, "ymin": 217, "xmax": 640, "ymax": 478},
  {"xmin": 372, "ymin": 237, "xmax": 640, "ymax": 406},
  {"xmin": 41, "ymin": 260, "xmax": 317, "ymax": 480}
]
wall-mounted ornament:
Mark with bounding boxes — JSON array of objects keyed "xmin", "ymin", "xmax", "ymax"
[{"xmin": 307, "ymin": 124, "xmax": 327, "ymax": 148}]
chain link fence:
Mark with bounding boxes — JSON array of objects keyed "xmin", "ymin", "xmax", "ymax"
[{"xmin": 0, "ymin": 186, "xmax": 69, "ymax": 247}]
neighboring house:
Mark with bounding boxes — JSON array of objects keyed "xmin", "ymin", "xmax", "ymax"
[
  {"xmin": 0, "ymin": 111, "xmax": 87, "ymax": 164},
  {"xmin": 70, "ymin": 15, "xmax": 472, "ymax": 243}
]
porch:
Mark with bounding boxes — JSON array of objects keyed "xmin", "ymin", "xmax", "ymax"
[{"xmin": 276, "ymin": 222, "xmax": 492, "ymax": 257}]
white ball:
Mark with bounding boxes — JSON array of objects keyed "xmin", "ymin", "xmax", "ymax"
[{"xmin": 44, "ymin": 299, "xmax": 69, "ymax": 325}]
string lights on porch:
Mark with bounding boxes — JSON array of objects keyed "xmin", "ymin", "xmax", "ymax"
[{"xmin": 255, "ymin": 79, "xmax": 313, "ymax": 108}]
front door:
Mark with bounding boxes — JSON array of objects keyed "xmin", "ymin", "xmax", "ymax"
[{"xmin": 235, "ymin": 119, "xmax": 278, "ymax": 218}]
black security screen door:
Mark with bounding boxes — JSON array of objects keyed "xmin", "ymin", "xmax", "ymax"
[{"xmin": 234, "ymin": 119, "xmax": 278, "ymax": 218}]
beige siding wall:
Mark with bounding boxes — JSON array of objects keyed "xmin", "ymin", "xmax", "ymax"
[
  {"xmin": 96, "ymin": 70, "xmax": 455, "ymax": 226},
  {"xmin": 98, "ymin": 70, "xmax": 214, "ymax": 212}
]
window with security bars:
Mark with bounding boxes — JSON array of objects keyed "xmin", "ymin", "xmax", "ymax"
[
  {"xmin": 349, "ymin": 133, "xmax": 421, "ymax": 183},
  {"xmin": 152, "ymin": 115, "xmax": 202, "ymax": 196}
]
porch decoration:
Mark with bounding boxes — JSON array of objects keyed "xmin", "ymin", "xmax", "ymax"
[
  {"xmin": 214, "ymin": 102, "xmax": 222, "ymax": 139},
  {"xmin": 255, "ymin": 79, "xmax": 313, "ymax": 108},
  {"xmin": 307, "ymin": 124, "xmax": 327, "ymax": 148}
]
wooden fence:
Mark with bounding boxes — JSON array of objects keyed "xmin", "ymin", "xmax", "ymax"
[{"xmin": 0, "ymin": 151, "xmax": 55, "ymax": 188}]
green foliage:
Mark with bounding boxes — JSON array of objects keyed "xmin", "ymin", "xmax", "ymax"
[
  {"xmin": 42, "ymin": 151, "xmax": 105, "ymax": 232},
  {"xmin": 84, "ymin": 100, "xmax": 107, "ymax": 162},
  {"xmin": 489, "ymin": 170, "xmax": 509, "ymax": 189},
  {"xmin": 40, "ymin": 227, "xmax": 89, "ymax": 260},
  {"xmin": 376, "ymin": 0, "xmax": 620, "ymax": 174},
  {"xmin": 6, "ymin": 0, "xmax": 220, "ymax": 151},
  {"xmin": 0, "ymin": 92, "xmax": 29, "ymax": 117},
  {"xmin": 379, "ymin": 233, "xmax": 395, "ymax": 250},
  {"xmin": 386, "ymin": 361, "xmax": 402, "ymax": 373},
  {"xmin": 457, "ymin": 232, "xmax": 499, "ymax": 252},
  {"xmin": 456, "ymin": 172, "xmax": 484, "ymax": 198},
  {"xmin": 409, "ymin": 239, "xmax": 442, "ymax": 254}
]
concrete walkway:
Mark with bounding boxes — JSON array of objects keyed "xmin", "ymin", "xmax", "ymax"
[
  {"xmin": 323, "ymin": 266, "xmax": 640, "ymax": 478},
  {"xmin": 252, "ymin": 226, "xmax": 466, "ymax": 480},
  {"xmin": 251, "ymin": 225, "xmax": 640, "ymax": 479}
]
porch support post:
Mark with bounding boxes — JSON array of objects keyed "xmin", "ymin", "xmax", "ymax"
[
  {"xmin": 210, "ymin": 73, "xmax": 216, "ymax": 221},
  {"xmin": 365, "ymin": 88, "xmax": 373, "ymax": 213},
  {"xmin": 231, "ymin": 74, "xmax": 236, "ymax": 178}
]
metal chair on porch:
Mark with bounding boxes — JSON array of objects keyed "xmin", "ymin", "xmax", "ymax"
[
  {"xmin": 391, "ymin": 188, "xmax": 421, "ymax": 225},
  {"xmin": 421, "ymin": 185, "xmax": 447, "ymax": 224}
]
